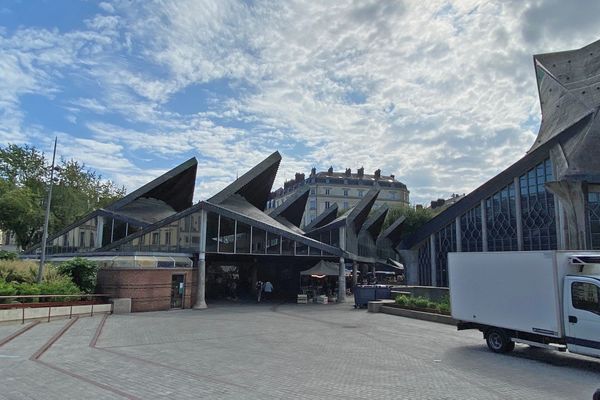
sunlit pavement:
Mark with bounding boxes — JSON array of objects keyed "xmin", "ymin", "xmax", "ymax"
[{"xmin": 0, "ymin": 302, "xmax": 598, "ymax": 400}]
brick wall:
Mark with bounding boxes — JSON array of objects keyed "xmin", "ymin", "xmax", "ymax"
[{"xmin": 97, "ymin": 268, "xmax": 197, "ymax": 312}]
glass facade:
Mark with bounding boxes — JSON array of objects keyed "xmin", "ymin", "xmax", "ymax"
[
  {"xmin": 46, "ymin": 216, "xmax": 98, "ymax": 254},
  {"xmin": 486, "ymin": 182, "xmax": 518, "ymax": 251},
  {"xmin": 588, "ymin": 192, "xmax": 600, "ymax": 250},
  {"xmin": 419, "ymin": 158, "xmax": 566, "ymax": 287},
  {"xmin": 460, "ymin": 205, "xmax": 482, "ymax": 252},
  {"xmin": 435, "ymin": 222, "xmax": 456, "ymax": 287},
  {"xmin": 520, "ymin": 159, "xmax": 557, "ymax": 250},
  {"xmin": 115, "ymin": 210, "xmax": 335, "ymax": 257},
  {"xmin": 417, "ymin": 240, "xmax": 431, "ymax": 286}
]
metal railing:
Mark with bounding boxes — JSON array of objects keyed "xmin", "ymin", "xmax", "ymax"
[{"xmin": 0, "ymin": 294, "xmax": 112, "ymax": 324}]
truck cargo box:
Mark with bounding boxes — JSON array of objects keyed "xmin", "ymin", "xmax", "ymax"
[{"xmin": 449, "ymin": 251, "xmax": 567, "ymax": 338}]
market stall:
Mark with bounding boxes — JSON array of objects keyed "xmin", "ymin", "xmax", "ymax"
[{"xmin": 300, "ymin": 260, "xmax": 353, "ymax": 302}]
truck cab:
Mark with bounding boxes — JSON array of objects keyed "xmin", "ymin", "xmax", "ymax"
[{"xmin": 564, "ymin": 275, "xmax": 600, "ymax": 358}]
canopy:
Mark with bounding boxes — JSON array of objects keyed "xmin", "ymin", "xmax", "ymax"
[
  {"xmin": 375, "ymin": 258, "xmax": 404, "ymax": 273},
  {"xmin": 301, "ymin": 260, "xmax": 341, "ymax": 276}
]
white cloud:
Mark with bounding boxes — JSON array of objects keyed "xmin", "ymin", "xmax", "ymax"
[{"xmin": 4, "ymin": 0, "xmax": 600, "ymax": 206}]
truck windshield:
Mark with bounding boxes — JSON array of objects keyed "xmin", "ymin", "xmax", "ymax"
[{"xmin": 572, "ymin": 282, "xmax": 600, "ymax": 314}]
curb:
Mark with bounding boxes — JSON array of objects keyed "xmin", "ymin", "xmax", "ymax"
[{"xmin": 379, "ymin": 306, "xmax": 457, "ymax": 326}]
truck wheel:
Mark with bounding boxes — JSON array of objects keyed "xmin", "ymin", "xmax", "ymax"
[{"xmin": 486, "ymin": 328, "xmax": 514, "ymax": 353}]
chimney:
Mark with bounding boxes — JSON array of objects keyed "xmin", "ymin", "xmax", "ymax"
[
  {"xmin": 374, "ymin": 169, "xmax": 381, "ymax": 179},
  {"xmin": 327, "ymin": 166, "xmax": 333, "ymax": 175},
  {"xmin": 310, "ymin": 167, "xmax": 316, "ymax": 176},
  {"xmin": 295, "ymin": 172, "xmax": 305, "ymax": 183},
  {"xmin": 390, "ymin": 174, "xmax": 395, "ymax": 180},
  {"xmin": 345, "ymin": 168, "xmax": 351, "ymax": 177},
  {"xmin": 357, "ymin": 167, "xmax": 364, "ymax": 178}
]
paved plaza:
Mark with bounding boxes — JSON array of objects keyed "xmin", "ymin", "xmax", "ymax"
[{"xmin": 0, "ymin": 303, "xmax": 599, "ymax": 399}]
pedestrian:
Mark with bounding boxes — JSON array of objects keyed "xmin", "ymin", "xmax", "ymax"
[
  {"xmin": 256, "ymin": 280, "xmax": 263, "ymax": 303},
  {"xmin": 263, "ymin": 280, "xmax": 273, "ymax": 301}
]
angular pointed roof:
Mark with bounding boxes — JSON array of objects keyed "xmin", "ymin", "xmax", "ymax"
[
  {"xmin": 267, "ymin": 185, "xmax": 309, "ymax": 228},
  {"xmin": 347, "ymin": 189, "xmax": 380, "ymax": 232},
  {"xmin": 361, "ymin": 204, "xmax": 389, "ymax": 240},
  {"xmin": 208, "ymin": 151, "xmax": 281, "ymax": 211},
  {"xmin": 107, "ymin": 157, "xmax": 197, "ymax": 213},
  {"xmin": 304, "ymin": 204, "xmax": 339, "ymax": 232},
  {"xmin": 529, "ymin": 40, "xmax": 600, "ymax": 152},
  {"xmin": 379, "ymin": 215, "xmax": 406, "ymax": 246}
]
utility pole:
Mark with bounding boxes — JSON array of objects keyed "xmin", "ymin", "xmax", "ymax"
[{"xmin": 37, "ymin": 137, "xmax": 57, "ymax": 284}]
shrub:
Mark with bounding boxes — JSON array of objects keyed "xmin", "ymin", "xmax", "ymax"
[
  {"xmin": 0, "ymin": 281, "xmax": 17, "ymax": 303},
  {"xmin": 0, "ymin": 250, "xmax": 17, "ymax": 260},
  {"xmin": 412, "ymin": 297, "xmax": 431, "ymax": 309},
  {"xmin": 15, "ymin": 282, "xmax": 41, "ymax": 302},
  {"xmin": 57, "ymin": 258, "xmax": 98, "ymax": 293},
  {"xmin": 395, "ymin": 295, "xmax": 409, "ymax": 306},
  {"xmin": 39, "ymin": 276, "xmax": 81, "ymax": 301}
]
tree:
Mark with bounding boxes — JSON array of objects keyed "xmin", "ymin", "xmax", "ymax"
[
  {"xmin": 0, "ymin": 187, "xmax": 45, "ymax": 249},
  {"xmin": 383, "ymin": 205, "xmax": 437, "ymax": 241},
  {"xmin": 0, "ymin": 144, "xmax": 125, "ymax": 249},
  {"xmin": 57, "ymin": 257, "xmax": 99, "ymax": 293},
  {"xmin": 0, "ymin": 144, "xmax": 47, "ymax": 190}
]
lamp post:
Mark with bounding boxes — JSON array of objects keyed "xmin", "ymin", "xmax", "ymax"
[{"xmin": 37, "ymin": 137, "xmax": 58, "ymax": 284}]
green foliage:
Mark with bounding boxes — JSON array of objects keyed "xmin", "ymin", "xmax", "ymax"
[
  {"xmin": 39, "ymin": 275, "xmax": 81, "ymax": 298},
  {"xmin": 0, "ymin": 143, "xmax": 125, "ymax": 250},
  {"xmin": 57, "ymin": 257, "xmax": 98, "ymax": 293},
  {"xmin": 395, "ymin": 294, "xmax": 409, "ymax": 306},
  {"xmin": 0, "ymin": 186, "xmax": 45, "ymax": 249},
  {"xmin": 0, "ymin": 260, "xmax": 82, "ymax": 302},
  {"xmin": 383, "ymin": 205, "xmax": 437, "ymax": 241},
  {"xmin": 0, "ymin": 250, "xmax": 17, "ymax": 260},
  {"xmin": 0, "ymin": 280, "xmax": 17, "ymax": 297},
  {"xmin": 395, "ymin": 294, "xmax": 451, "ymax": 313}
]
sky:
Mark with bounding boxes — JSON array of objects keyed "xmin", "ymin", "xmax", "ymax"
[{"xmin": 2, "ymin": 0, "xmax": 600, "ymax": 205}]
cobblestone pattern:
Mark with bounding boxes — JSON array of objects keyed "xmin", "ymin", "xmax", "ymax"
[{"xmin": 0, "ymin": 303, "xmax": 599, "ymax": 399}]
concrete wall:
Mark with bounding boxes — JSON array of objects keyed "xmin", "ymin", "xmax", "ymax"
[
  {"xmin": 97, "ymin": 268, "xmax": 196, "ymax": 312},
  {"xmin": 0, "ymin": 304, "xmax": 111, "ymax": 323},
  {"xmin": 392, "ymin": 285, "xmax": 449, "ymax": 302}
]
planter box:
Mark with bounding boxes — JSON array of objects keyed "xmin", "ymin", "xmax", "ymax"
[
  {"xmin": 380, "ymin": 305, "xmax": 456, "ymax": 326},
  {"xmin": 390, "ymin": 304, "xmax": 451, "ymax": 316}
]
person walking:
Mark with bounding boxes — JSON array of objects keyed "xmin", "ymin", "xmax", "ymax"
[
  {"xmin": 256, "ymin": 280, "xmax": 263, "ymax": 303},
  {"xmin": 263, "ymin": 281, "xmax": 273, "ymax": 301}
]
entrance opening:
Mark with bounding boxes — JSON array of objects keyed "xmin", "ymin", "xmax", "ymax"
[{"xmin": 170, "ymin": 274, "xmax": 185, "ymax": 308}]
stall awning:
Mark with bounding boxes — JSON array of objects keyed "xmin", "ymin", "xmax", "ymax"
[
  {"xmin": 374, "ymin": 258, "xmax": 404, "ymax": 273},
  {"xmin": 301, "ymin": 260, "xmax": 341, "ymax": 276}
]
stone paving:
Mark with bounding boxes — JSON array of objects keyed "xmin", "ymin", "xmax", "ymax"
[{"xmin": 0, "ymin": 302, "xmax": 599, "ymax": 399}]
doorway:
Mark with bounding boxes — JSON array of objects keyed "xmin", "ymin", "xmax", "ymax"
[{"xmin": 170, "ymin": 274, "xmax": 185, "ymax": 309}]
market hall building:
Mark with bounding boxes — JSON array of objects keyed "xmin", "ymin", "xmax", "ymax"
[
  {"xmin": 398, "ymin": 39, "xmax": 600, "ymax": 287},
  {"xmin": 25, "ymin": 152, "xmax": 406, "ymax": 311}
]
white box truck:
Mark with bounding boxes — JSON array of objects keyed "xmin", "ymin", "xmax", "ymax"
[{"xmin": 448, "ymin": 251, "xmax": 600, "ymax": 358}]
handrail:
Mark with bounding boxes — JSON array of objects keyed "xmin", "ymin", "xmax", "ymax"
[{"xmin": 0, "ymin": 294, "xmax": 110, "ymax": 299}]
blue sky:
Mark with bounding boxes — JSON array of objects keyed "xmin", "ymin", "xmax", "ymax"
[{"xmin": 2, "ymin": 0, "xmax": 600, "ymax": 204}]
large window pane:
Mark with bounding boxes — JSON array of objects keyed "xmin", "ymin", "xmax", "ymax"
[
  {"xmin": 218, "ymin": 216, "xmax": 235, "ymax": 253},
  {"xmin": 296, "ymin": 241, "xmax": 308, "ymax": 255},
  {"xmin": 267, "ymin": 232, "xmax": 280, "ymax": 254},
  {"xmin": 252, "ymin": 227, "xmax": 266, "ymax": 254},
  {"xmin": 206, "ymin": 212, "xmax": 219, "ymax": 252},
  {"xmin": 235, "ymin": 221, "xmax": 251, "ymax": 254},
  {"xmin": 520, "ymin": 159, "xmax": 557, "ymax": 250},
  {"xmin": 282, "ymin": 237, "xmax": 294, "ymax": 255},
  {"xmin": 588, "ymin": 192, "xmax": 600, "ymax": 250},
  {"xmin": 190, "ymin": 212, "xmax": 201, "ymax": 246}
]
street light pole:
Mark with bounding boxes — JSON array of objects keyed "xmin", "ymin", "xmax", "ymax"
[{"xmin": 37, "ymin": 137, "xmax": 57, "ymax": 284}]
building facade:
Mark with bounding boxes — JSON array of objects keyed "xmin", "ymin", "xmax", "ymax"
[
  {"xmin": 25, "ymin": 152, "xmax": 405, "ymax": 311},
  {"xmin": 398, "ymin": 39, "xmax": 600, "ymax": 287},
  {"xmin": 267, "ymin": 167, "xmax": 409, "ymax": 227},
  {"xmin": 0, "ymin": 230, "xmax": 19, "ymax": 253}
]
